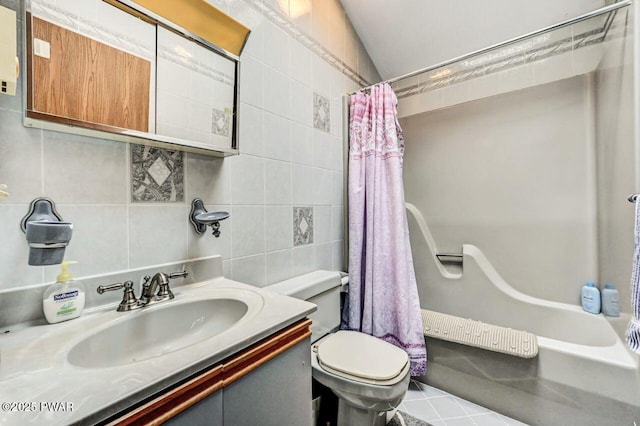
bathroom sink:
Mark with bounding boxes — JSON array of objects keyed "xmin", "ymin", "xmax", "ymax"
[{"xmin": 67, "ymin": 298, "xmax": 250, "ymax": 368}]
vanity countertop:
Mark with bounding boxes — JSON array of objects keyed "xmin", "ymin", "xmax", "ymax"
[{"xmin": 0, "ymin": 277, "xmax": 316, "ymax": 425}]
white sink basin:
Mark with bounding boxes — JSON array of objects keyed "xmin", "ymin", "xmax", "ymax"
[
  {"xmin": 0, "ymin": 257, "xmax": 317, "ymax": 426},
  {"xmin": 68, "ymin": 297, "xmax": 252, "ymax": 368}
]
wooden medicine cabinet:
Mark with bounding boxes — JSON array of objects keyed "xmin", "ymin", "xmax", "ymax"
[{"xmin": 24, "ymin": 0, "xmax": 249, "ymax": 156}]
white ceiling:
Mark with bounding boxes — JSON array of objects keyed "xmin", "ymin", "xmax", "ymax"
[{"xmin": 340, "ymin": 0, "xmax": 605, "ymax": 80}]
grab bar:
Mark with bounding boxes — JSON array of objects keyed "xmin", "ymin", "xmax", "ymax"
[
  {"xmin": 436, "ymin": 253, "xmax": 463, "ymax": 264},
  {"xmin": 629, "ymin": 194, "xmax": 639, "ymax": 203}
]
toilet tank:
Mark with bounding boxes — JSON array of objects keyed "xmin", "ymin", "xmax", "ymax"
[{"xmin": 266, "ymin": 270, "xmax": 342, "ymax": 342}]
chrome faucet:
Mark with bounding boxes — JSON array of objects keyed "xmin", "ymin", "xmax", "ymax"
[{"xmin": 97, "ymin": 270, "xmax": 188, "ymax": 312}]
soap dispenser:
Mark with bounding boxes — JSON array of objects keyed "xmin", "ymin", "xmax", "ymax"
[
  {"xmin": 602, "ymin": 283, "xmax": 620, "ymax": 317},
  {"xmin": 581, "ymin": 281, "xmax": 601, "ymax": 314},
  {"xmin": 42, "ymin": 261, "xmax": 85, "ymax": 324}
]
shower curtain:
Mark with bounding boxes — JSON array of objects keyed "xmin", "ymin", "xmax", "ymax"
[
  {"xmin": 345, "ymin": 83, "xmax": 426, "ymax": 376},
  {"xmin": 627, "ymin": 199, "xmax": 640, "ymax": 354}
]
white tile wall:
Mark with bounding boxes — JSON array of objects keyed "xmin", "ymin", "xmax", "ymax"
[
  {"xmin": 263, "ymin": 66, "xmax": 291, "ymax": 118},
  {"xmin": 238, "ymin": 103, "xmax": 265, "ymax": 156},
  {"xmin": 231, "ymin": 254, "xmax": 266, "ymax": 287},
  {"xmin": 0, "ymin": 111, "xmax": 44, "ymax": 204},
  {"xmin": 312, "ymin": 129, "xmax": 332, "ymax": 169},
  {"xmin": 42, "ymin": 132, "xmax": 128, "ymax": 205},
  {"xmin": 263, "ymin": 111, "xmax": 292, "ymax": 161},
  {"xmin": 186, "ymin": 154, "xmax": 230, "ymax": 204},
  {"xmin": 292, "ymin": 164, "xmax": 315, "ymax": 205},
  {"xmin": 240, "ymin": 56, "xmax": 264, "ymax": 108},
  {"xmin": 230, "ymin": 154, "xmax": 266, "ymax": 205},
  {"xmin": 264, "ymin": 159, "xmax": 292, "ymax": 205},
  {"xmin": 291, "ymin": 122, "xmax": 314, "ymax": 166},
  {"xmin": 265, "ymin": 249, "xmax": 293, "ymax": 285},
  {"xmin": 265, "ymin": 206, "xmax": 293, "ymax": 252},
  {"xmin": 263, "ymin": 21, "xmax": 290, "ymax": 76},
  {"xmin": 290, "ymin": 40, "xmax": 312, "ymax": 86},
  {"xmin": 129, "ymin": 205, "xmax": 188, "ymax": 268},
  {"xmin": 59, "ymin": 206, "xmax": 129, "ymax": 279},
  {"xmin": 0, "ymin": 0, "xmax": 379, "ymax": 292},
  {"xmin": 292, "ymin": 244, "xmax": 315, "ymax": 276},
  {"xmin": 231, "ymin": 206, "xmax": 266, "ymax": 258},
  {"xmin": 290, "ymin": 80, "xmax": 313, "ymax": 127}
]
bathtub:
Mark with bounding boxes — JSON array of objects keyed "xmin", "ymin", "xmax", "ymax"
[{"xmin": 406, "ymin": 203, "xmax": 640, "ymax": 425}]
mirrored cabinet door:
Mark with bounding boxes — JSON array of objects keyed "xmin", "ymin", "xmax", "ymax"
[
  {"xmin": 24, "ymin": 0, "xmax": 243, "ymax": 156},
  {"xmin": 156, "ymin": 26, "xmax": 236, "ymax": 151}
]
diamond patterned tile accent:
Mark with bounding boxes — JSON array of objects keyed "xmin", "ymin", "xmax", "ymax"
[
  {"xmin": 313, "ymin": 93, "xmax": 330, "ymax": 133},
  {"xmin": 148, "ymin": 156, "xmax": 171, "ymax": 186},
  {"xmin": 211, "ymin": 107, "xmax": 231, "ymax": 137},
  {"xmin": 131, "ymin": 144, "xmax": 184, "ymax": 202},
  {"xmin": 293, "ymin": 206, "xmax": 313, "ymax": 246}
]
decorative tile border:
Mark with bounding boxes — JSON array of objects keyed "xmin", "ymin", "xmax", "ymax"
[
  {"xmin": 131, "ymin": 145, "xmax": 185, "ymax": 202},
  {"xmin": 393, "ymin": 9, "xmax": 623, "ymax": 99},
  {"xmin": 158, "ymin": 44, "xmax": 235, "ymax": 88},
  {"xmin": 313, "ymin": 92, "xmax": 330, "ymax": 132},
  {"xmin": 293, "ymin": 206, "xmax": 313, "ymax": 246},
  {"xmin": 252, "ymin": 1, "xmax": 370, "ymax": 87},
  {"xmin": 30, "ymin": 0, "xmax": 155, "ymax": 61},
  {"xmin": 32, "ymin": 0, "xmax": 372, "ymax": 88}
]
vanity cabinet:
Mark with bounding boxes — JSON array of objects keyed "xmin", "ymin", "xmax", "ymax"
[
  {"xmin": 111, "ymin": 319, "xmax": 312, "ymax": 426},
  {"xmin": 223, "ymin": 338, "xmax": 312, "ymax": 425}
]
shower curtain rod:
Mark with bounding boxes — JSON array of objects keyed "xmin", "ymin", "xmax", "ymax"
[{"xmin": 348, "ymin": 0, "xmax": 632, "ymax": 96}]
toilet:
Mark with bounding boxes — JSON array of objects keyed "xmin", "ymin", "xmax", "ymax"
[{"xmin": 266, "ymin": 270, "xmax": 410, "ymax": 426}]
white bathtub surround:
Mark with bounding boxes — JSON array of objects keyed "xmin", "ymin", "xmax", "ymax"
[
  {"xmin": 627, "ymin": 200, "xmax": 640, "ymax": 354},
  {"xmin": 398, "ymin": 8, "xmax": 637, "ymax": 420},
  {"xmin": 406, "ymin": 205, "xmax": 640, "ymax": 424}
]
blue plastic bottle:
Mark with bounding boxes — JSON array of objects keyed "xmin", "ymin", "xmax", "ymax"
[
  {"xmin": 581, "ymin": 281, "xmax": 601, "ymax": 314},
  {"xmin": 601, "ymin": 283, "xmax": 620, "ymax": 317}
]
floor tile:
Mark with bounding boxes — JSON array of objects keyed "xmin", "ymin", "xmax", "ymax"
[
  {"xmin": 430, "ymin": 396, "xmax": 468, "ymax": 419},
  {"xmin": 400, "ymin": 382, "xmax": 529, "ymax": 426},
  {"xmin": 402, "ymin": 399, "xmax": 441, "ymax": 422},
  {"xmin": 454, "ymin": 397, "xmax": 492, "ymax": 416}
]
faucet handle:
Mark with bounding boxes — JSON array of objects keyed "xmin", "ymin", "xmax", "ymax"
[
  {"xmin": 97, "ymin": 280, "xmax": 141, "ymax": 312},
  {"xmin": 97, "ymin": 282, "xmax": 124, "ymax": 294},
  {"xmin": 168, "ymin": 270, "xmax": 188, "ymax": 279}
]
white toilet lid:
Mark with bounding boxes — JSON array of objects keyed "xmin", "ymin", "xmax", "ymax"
[{"xmin": 316, "ymin": 331, "xmax": 409, "ymax": 383}]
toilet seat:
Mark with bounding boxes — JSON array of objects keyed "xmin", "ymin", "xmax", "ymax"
[{"xmin": 315, "ymin": 330, "xmax": 409, "ymax": 386}]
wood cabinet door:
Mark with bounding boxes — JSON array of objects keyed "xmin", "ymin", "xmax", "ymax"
[{"xmin": 29, "ymin": 16, "xmax": 151, "ymax": 132}]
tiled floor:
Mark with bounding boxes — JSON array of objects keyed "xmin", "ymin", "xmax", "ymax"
[{"xmin": 396, "ymin": 380, "xmax": 529, "ymax": 426}]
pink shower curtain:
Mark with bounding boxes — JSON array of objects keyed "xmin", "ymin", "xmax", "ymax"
[{"xmin": 345, "ymin": 83, "xmax": 426, "ymax": 376}]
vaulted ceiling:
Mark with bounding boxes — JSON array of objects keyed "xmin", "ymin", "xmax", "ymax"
[{"xmin": 339, "ymin": 0, "xmax": 605, "ymax": 80}]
